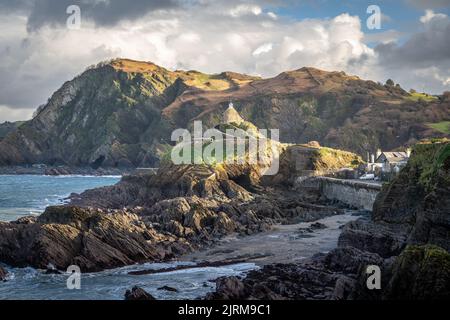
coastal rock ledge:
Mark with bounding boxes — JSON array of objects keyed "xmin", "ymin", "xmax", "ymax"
[
  {"xmin": 205, "ymin": 141, "xmax": 450, "ymax": 300},
  {"xmin": 0, "ymin": 161, "xmax": 341, "ymax": 272}
]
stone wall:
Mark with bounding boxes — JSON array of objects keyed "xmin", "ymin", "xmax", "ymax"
[{"xmin": 295, "ymin": 176, "xmax": 381, "ymax": 211}]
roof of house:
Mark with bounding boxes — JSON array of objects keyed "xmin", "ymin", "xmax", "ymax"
[{"xmin": 376, "ymin": 152, "xmax": 409, "ymax": 163}]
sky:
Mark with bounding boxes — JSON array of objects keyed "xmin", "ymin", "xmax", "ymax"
[{"xmin": 0, "ymin": 0, "xmax": 449, "ymax": 122}]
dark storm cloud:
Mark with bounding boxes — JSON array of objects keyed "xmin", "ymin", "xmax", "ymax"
[
  {"xmin": 405, "ymin": 0, "xmax": 450, "ymax": 9},
  {"xmin": 1, "ymin": 0, "xmax": 180, "ymax": 31},
  {"xmin": 374, "ymin": 13, "xmax": 450, "ymax": 68},
  {"xmin": 0, "ymin": 0, "xmax": 33, "ymax": 13}
]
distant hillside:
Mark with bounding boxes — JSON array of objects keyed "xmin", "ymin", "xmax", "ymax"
[
  {"xmin": 0, "ymin": 58, "xmax": 448, "ymax": 168},
  {"xmin": 0, "ymin": 121, "xmax": 24, "ymax": 141}
]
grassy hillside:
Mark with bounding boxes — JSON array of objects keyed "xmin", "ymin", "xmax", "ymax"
[{"xmin": 427, "ymin": 121, "xmax": 450, "ymax": 134}]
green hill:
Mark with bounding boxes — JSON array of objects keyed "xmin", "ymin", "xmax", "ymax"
[{"xmin": 0, "ymin": 59, "xmax": 448, "ymax": 168}]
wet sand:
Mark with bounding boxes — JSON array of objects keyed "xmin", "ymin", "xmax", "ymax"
[{"xmin": 181, "ymin": 211, "xmax": 361, "ymax": 266}]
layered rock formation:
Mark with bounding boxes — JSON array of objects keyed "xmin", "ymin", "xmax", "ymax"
[
  {"xmin": 0, "ymin": 144, "xmax": 353, "ymax": 272},
  {"xmin": 1, "ymin": 59, "xmax": 449, "ymax": 169},
  {"xmin": 206, "ymin": 140, "xmax": 450, "ymax": 300}
]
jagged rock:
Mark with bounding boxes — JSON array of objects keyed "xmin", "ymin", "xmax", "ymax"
[
  {"xmin": 45, "ymin": 263, "xmax": 62, "ymax": 274},
  {"xmin": 384, "ymin": 245, "xmax": 450, "ymax": 299},
  {"xmin": 205, "ymin": 141, "xmax": 450, "ymax": 300},
  {"xmin": 157, "ymin": 286, "xmax": 178, "ymax": 292},
  {"xmin": 338, "ymin": 218, "xmax": 408, "ymax": 258},
  {"xmin": 373, "ymin": 142, "xmax": 450, "ymax": 250},
  {"xmin": 124, "ymin": 286, "xmax": 156, "ymax": 300},
  {"xmin": 322, "ymin": 246, "xmax": 384, "ymax": 275},
  {"xmin": 0, "ymin": 206, "xmax": 172, "ymax": 271},
  {"xmin": 45, "ymin": 167, "xmax": 71, "ymax": 176},
  {"xmin": 206, "ymin": 261, "xmax": 339, "ymax": 300},
  {"xmin": 310, "ymin": 222, "xmax": 327, "ymax": 230},
  {"xmin": 0, "ymin": 266, "xmax": 7, "ymax": 281},
  {"xmin": 206, "ymin": 276, "xmax": 246, "ymax": 300},
  {"xmin": 0, "ymin": 158, "xmax": 342, "ymax": 272}
]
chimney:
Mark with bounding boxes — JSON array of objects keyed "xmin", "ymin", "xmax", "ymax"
[{"xmin": 371, "ymin": 154, "xmax": 375, "ymax": 164}]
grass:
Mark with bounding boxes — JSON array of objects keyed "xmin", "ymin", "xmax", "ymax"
[
  {"xmin": 405, "ymin": 92, "xmax": 438, "ymax": 103},
  {"xmin": 177, "ymin": 71, "xmax": 232, "ymax": 91},
  {"xmin": 427, "ymin": 121, "xmax": 450, "ymax": 134},
  {"xmin": 313, "ymin": 147, "xmax": 363, "ymax": 170},
  {"xmin": 407, "ymin": 139, "xmax": 450, "ymax": 191}
]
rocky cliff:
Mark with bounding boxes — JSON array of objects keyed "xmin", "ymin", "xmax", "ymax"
[
  {"xmin": 0, "ymin": 59, "xmax": 449, "ymax": 168},
  {"xmin": 0, "ymin": 143, "xmax": 356, "ymax": 272},
  {"xmin": 0, "ymin": 121, "xmax": 24, "ymax": 141},
  {"xmin": 206, "ymin": 140, "xmax": 450, "ymax": 300}
]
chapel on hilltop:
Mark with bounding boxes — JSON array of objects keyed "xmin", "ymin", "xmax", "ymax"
[{"xmin": 223, "ymin": 102, "xmax": 245, "ymax": 125}]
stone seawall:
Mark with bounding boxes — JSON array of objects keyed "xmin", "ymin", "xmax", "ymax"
[{"xmin": 295, "ymin": 176, "xmax": 382, "ymax": 211}]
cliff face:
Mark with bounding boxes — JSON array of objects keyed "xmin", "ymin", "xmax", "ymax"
[
  {"xmin": 0, "ymin": 59, "xmax": 449, "ymax": 168},
  {"xmin": 0, "ymin": 60, "xmax": 179, "ymax": 167},
  {"xmin": 207, "ymin": 140, "xmax": 450, "ymax": 300},
  {"xmin": 336, "ymin": 140, "xmax": 450, "ymax": 299},
  {"xmin": 0, "ymin": 121, "xmax": 24, "ymax": 141},
  {"xmin": 372, "ymin": 140, "xmax": 450, "ymax": 250}
]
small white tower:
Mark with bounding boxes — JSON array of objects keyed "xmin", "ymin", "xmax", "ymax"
[{"xmin": 223, "ymin": 101, "xmax": 244, "ymax": 125}]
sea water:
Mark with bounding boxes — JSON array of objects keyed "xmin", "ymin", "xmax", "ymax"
[
  {"xmin": 0, "ymin": 175, "xmax": 356, "ymax": 300},
  {"xmin": 0, "ymin": 174, "xmax": 121, "ymax": 221},
  {"xmin": 0, "ymin": 174, "xmax": 257, "ymax": 300}
]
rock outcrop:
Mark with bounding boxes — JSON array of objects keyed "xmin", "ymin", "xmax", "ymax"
[
  {"xmin": 124, "ymin": 286, "xmax": 156, "ymax": 300},
  {"xmin": 0, "ymin": 156, "xmax": 343, "ymax": 272},
  {"xmin": 263, "ymin": 144, "xmax": 363, "ymax": 187},
  {"xmin": 0, "ymin": 266, "xmax": 7, "ymax": 281},
  {"xmin": 0, "ymin": 206, "xmax": 179, "ymax": 272},
  {"xmin": 206, "ymin": 140, "xmax": 450, "ymax": 300}
]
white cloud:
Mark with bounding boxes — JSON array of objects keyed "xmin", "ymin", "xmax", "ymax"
[
  {"xmin": 420, "ymin": 9, "xmax": 447, "ymax": 23},
  {"xmin": 0, "ymin": 105, "xmax": 34, "ymax": 122},
  {"xmin": 229, "ymin": 4, "xmax": 262, "ymax": 17},
  {"xmin": 267, "ymin": 12, "xmax": 277, "ymax": 20},
  {"xmin": 252, "ymin": 43, "xmax": 273, "ymax": 56}
]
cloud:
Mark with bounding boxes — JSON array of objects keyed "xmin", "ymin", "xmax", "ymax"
[
  {"xmin": 405, "ymin": 0, "xmax": 450, "ymax": 9},
  {"xmin": 0, "ymin": 1, "xmax": 449, "ymax": 122},
  {"xmin": 1, "ymin": 0, "xmax": 179, "ymax": 31},
  {"xmin": 252, "ymin": 43, "xmax": 274, "ymax": 56},
  {"xmin": 363, "ymin": 29, "xmax": 403, "ymax": 44},
  {"xmin": 229, "ymin": 4, "xmax": 262, "ymax": 17},
  {"xmin": 374, "ymin": 11, "xmax": 450, "ymax": 68},
  {"xmin": 0, "ymin": 105, "xmax": 34, "ymax": 122},
  {"xmin": 420, "ymin": 9, "xmax": 447, "ymax": 22},
  {"xmin": 347, "ymin": 9, "xmax": 450, "ymax": 93}
]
